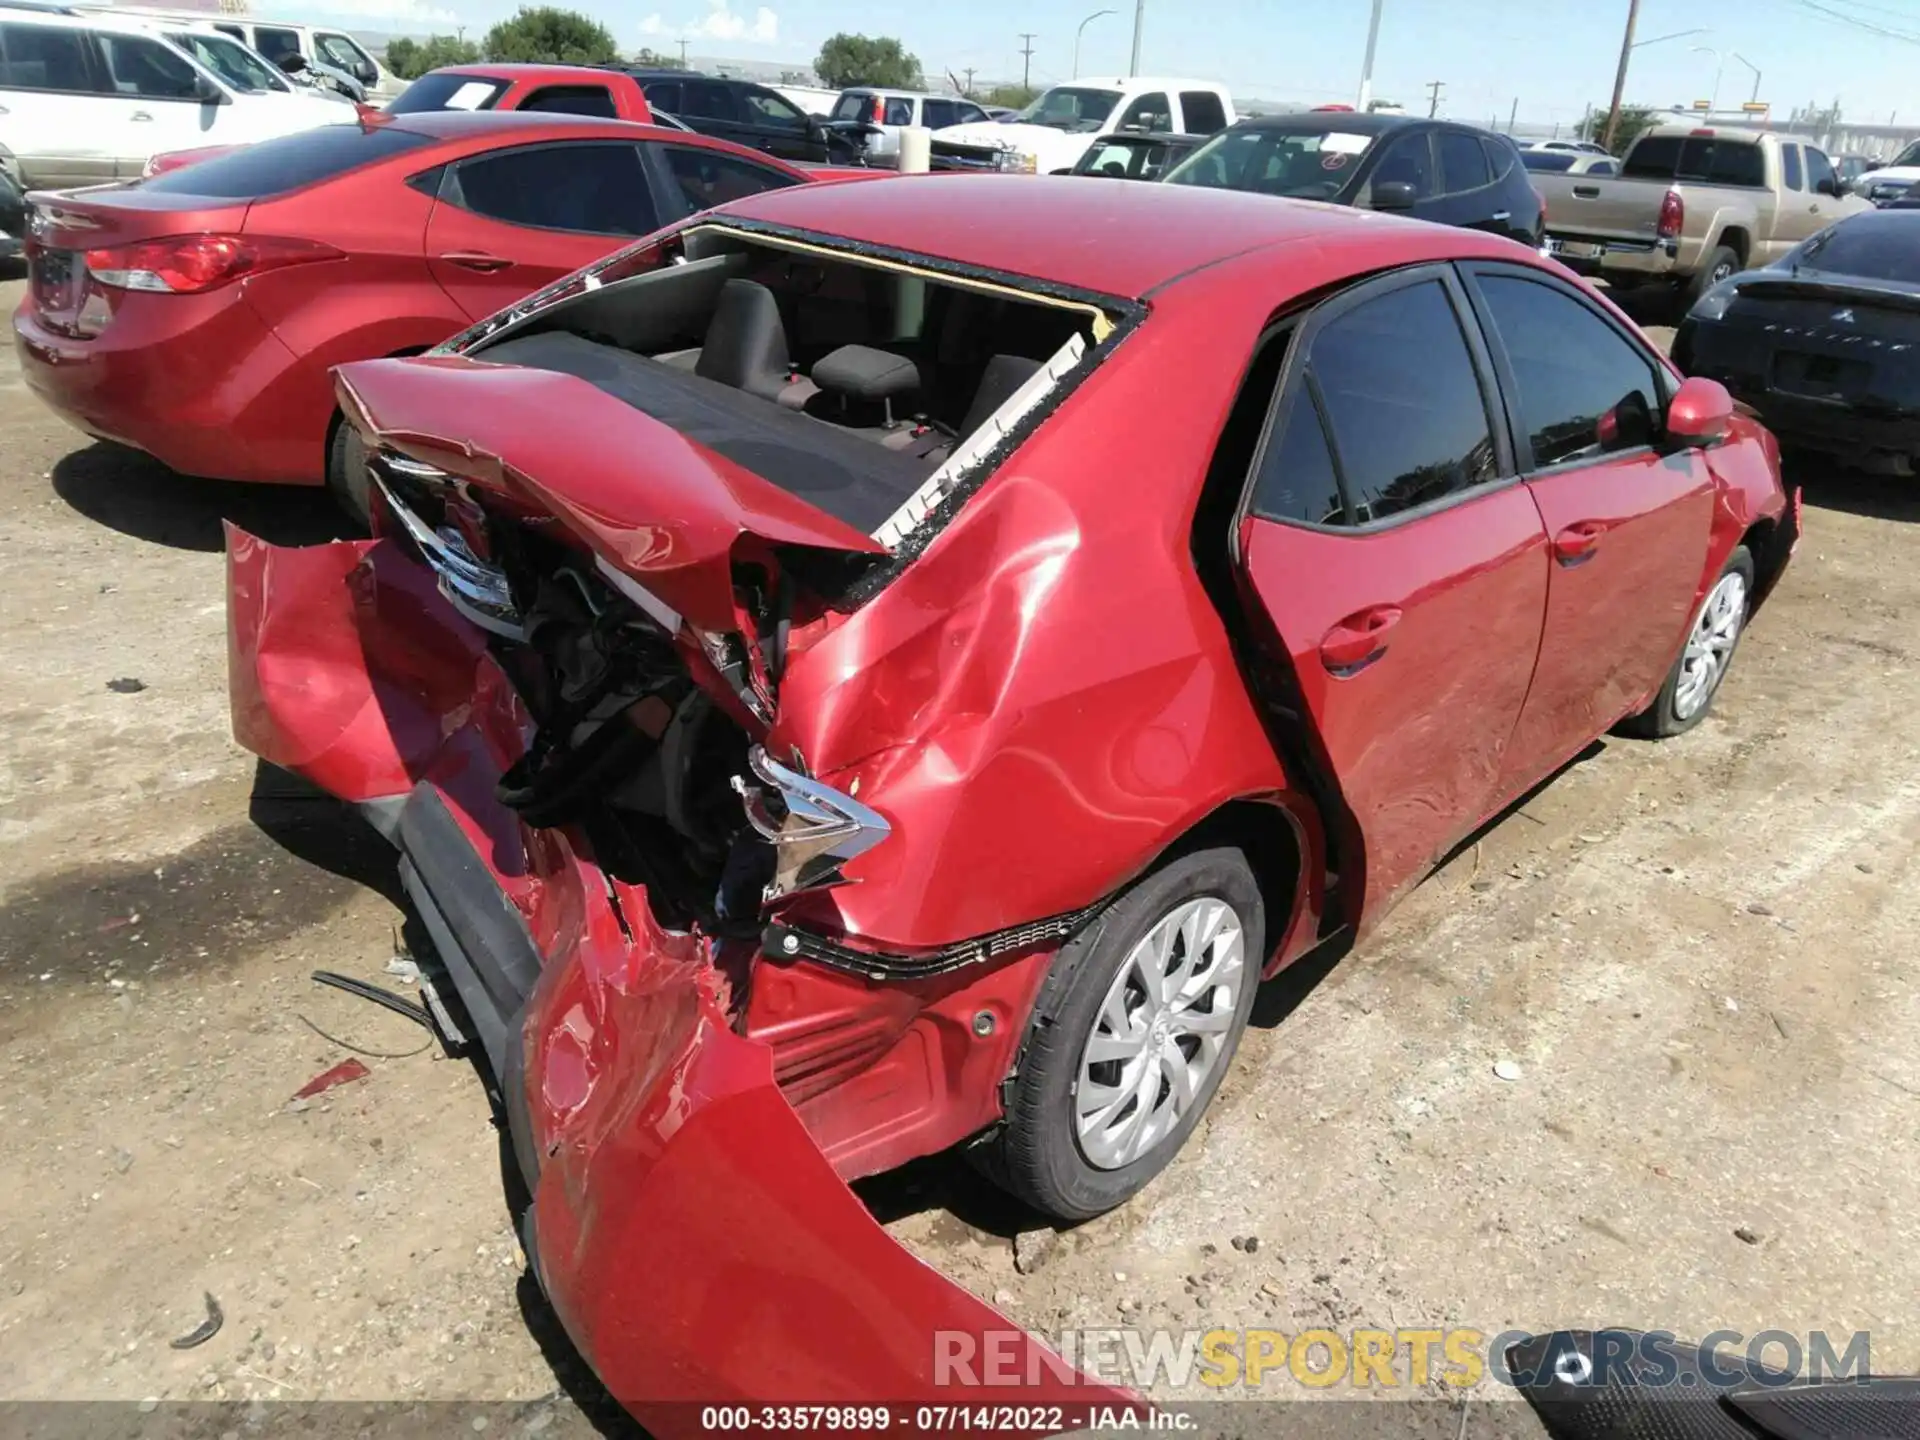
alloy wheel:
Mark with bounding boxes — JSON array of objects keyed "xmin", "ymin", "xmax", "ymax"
[
  {"xmin": 1074, "ymin": 896, "xmax": 1246, "ymax": 1171},
  {"xmin": 1674, "ymin": 570, "xmax": 1748, "ymax": 720}
]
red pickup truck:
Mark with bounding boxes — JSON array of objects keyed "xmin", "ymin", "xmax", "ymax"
[{"xmin": 384, "ymin": 63, "xmax": 657, "ymax": 122}]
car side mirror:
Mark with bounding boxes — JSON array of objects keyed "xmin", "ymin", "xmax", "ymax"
[
  {"xmin": 275, "ymin": 53, "xmax": 308, "ymax": 75},
  {"xmin": 1816, "ymin": 176, "xmax": 1839, "ymax": 197},
  {"xmin": 352, "ymin": 59, "xmax": 376, "ymax": 84},
  {"xmin": 1370, "ymin": 179, "xmax": 1417, "ymax": 211},
  {"xmin": 1663, "ymin": 376, "xmax": 1734, "ymax": 449},
  {"xmin": 195, "ymin": 75, "xmax": 228, "ymax": 105}
]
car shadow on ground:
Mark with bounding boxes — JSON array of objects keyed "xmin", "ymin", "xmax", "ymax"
[
  {"xmin": 0, "ymin": 257, "xmax": 24, "ymax": 284},
  {"xmin": 51, "ymin": 441, "xmax": 351, "ymax": 551},
  {"xmin": 1789, "ymin": 455, "xmax": 1920, "ymax": 523}
]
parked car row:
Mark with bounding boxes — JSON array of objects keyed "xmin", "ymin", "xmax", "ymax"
[
  {"xmin": 0, "ymin": 0, "xmax": 358, "ymax": 189},
  {"xmin": 206, "ymin": 174, "xmax": 1792, "ymax": 1431}
]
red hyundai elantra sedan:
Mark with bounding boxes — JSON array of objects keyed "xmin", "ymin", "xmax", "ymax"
[{"xmin": 12, "ymin": 111, "xmax": 817, "ymax": 514}]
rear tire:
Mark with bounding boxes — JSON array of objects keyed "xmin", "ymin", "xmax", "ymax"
[
  {"xmin": 984, "ymin": 847, "xmax": 1263, "ymax": 1222},
  {"xmin": 1686, "ymin": 246, "xmax": 1740, "ymax": 309},
  {"xmin": 324, "ymin": 414, "xmax": 370, "ymax": 531},
  {"xmin": 1618, "ymin": 545, "xmax": 1754, "ymax": 739}
]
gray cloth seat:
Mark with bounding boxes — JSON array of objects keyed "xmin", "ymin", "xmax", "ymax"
[
  {"xmin": 695, "ymin": 279, "xmax": 791, "ymax": 402},
  {"xmin": 959, "ymin": 354, "xmax": 1043, "ymax": 438}
]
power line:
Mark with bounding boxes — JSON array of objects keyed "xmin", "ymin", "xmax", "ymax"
[
  {"xmin": 1019, "ymin": 32, "xmax": 1037, "ymax": 90},
  {"xmin": 1792, "ymin": 0, "xmax": 1920, "ymax": 40}
]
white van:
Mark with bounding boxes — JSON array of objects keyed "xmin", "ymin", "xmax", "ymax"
[
  {"xmin": 73, "ymin": 6, "xmax": 405, "ymax": 102},
  {"xmin": 0, "ymin": 8, "xmax": 345, "ymax": 188}
]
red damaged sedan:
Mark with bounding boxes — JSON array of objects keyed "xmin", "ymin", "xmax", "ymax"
[
  {"xmin": 12, "ymin": 112, "xmax": 815, "ymax": 513},
  {"xmin": 226, "ymin": 178, "xmax": 1795, "ymax": 1418}
]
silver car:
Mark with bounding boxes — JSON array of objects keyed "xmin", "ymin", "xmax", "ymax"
[{"xmin": 827, "ymin": 88, "xmax": 993, "ymax": 162}]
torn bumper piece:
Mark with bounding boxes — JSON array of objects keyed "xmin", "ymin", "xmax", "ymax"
[{"xmin": 225, "ymin": 527, "xmax": 1132, "ymax": 1429}]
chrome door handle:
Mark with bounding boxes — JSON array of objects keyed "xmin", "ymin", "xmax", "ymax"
[
  {"xmin": 131, "ymin": 110, "xmax": 153, "ymax": 121},
  {"xmin": 1492, "ymin": 210, "xmax": 1511, "ymax": 220}
]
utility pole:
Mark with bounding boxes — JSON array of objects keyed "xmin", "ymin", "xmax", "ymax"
[
  {"xmin": 963, "ymin": 66, "xmax": 976, "ymax": 96},
  {"xmin": 677, "ymin": 38, "xmax": 689, "ymax": 67},
  {"xmin": 1019, "ymin": 32, "xmax": 1036, "ymax": 91},
  {"xmin": 1507, "ymin": 96, "xmax": 1518, "ymax": 133},
  {"xmin": 1356, "ymin": 0, "xmax": 1383, "ymax": 111},
  {"xmin": 1600, "ymin": 0, "xmax": 1641, "ymax": 152},
  {"xmin": 1425, "ymin": 79, "xmax": 1443, "ymax": 117},
  {"xmin": 1128, "ymin": 0, "xmax": 1144, "ymax": 76}
]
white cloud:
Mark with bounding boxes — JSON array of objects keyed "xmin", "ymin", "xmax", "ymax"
[{"xmin": 638, "ymin": 0, "xmax": 778, "ymax": 45}]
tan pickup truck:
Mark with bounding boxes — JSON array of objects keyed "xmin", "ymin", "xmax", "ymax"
[{"xmin": 1536, "ymin": 123, "xmax": 1871, "ymax": 303}]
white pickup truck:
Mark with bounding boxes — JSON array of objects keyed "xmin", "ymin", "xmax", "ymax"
[{"xmin": 929, "ymin": 77, "xmax": 1233, "ymax": 174}]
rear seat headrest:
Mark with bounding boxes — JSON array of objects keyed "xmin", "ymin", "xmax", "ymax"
[
  {"xmin": 960, "ymin": 354, "xmax": 1044, "ymax": 439},
  {"xmin": 696, "ymin": 279, "xmax": 790, "ymax": 403},
  {"xmin": 811, "ymin": 345, "xmax": 920, "ymax": 403}
]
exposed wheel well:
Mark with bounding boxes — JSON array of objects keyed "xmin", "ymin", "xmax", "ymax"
[
  {"xmin": 1717, "ymin": 228, "xmax": 1751, "ymax": 266},
  {"xmin": 1158, "ymin": 798, "xmax": 1306, "ymax": 966},
  {"xmin": 1741, "ymin": 513, "xmax": 1792, "ymax": 613}
]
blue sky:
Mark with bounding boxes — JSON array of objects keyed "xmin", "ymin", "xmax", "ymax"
[{"xmin": 272, "ymin": 0, "xmax": 1915, "ymax": 128}]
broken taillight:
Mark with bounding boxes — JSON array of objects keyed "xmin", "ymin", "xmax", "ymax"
[
  {"xmin": 1657, "ymin": 188, "xmax": 1685, "ymax": 242},
  {"xmin": 83, "ymin": 234, "xmax": 342, "ymax": 294}
]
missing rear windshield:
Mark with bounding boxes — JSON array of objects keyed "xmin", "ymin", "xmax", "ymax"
[{"xmin": 463, "ymin": 223, "xmax": 1129, "ymax": 555}]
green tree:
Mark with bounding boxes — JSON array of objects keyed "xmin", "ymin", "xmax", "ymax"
[
  {"xmin": 481, "ymin": 6, "xmax": 618, "ymax": 65},
  {"xmin": 982, "ymin": 82, "xmax": 1036, "ymax": 110},
  {"xmin": 384, "ymin": 33, "xmax": 481, "ymax": 79},
  {"xmin": 1587, "ymin": 103, "xmax": 1661, "ymax": 155},
  {"xmin": 632, "ymin": 46, "xmax": 684, "ymax": 69},
  {"xmin": 813, "ymin": 33, "xmax": 922, "ymax": 90}
]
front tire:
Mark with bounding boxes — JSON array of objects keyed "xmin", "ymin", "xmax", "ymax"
[
  {"xmin": 1619, "ymin": 545, "xmax": 1754, "ymax": 738},
  {"xmin": 985, "ymin": 847, "xmax": 1263, "ymax": 1221}
]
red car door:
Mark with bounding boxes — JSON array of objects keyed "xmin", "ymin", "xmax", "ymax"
[
  {"xmin": 425, "ymin": 139, "xmax": 664, "ymax": 322},
  {"xmin": 1235, "ymin": 269, "xmax": 1550, "ymax": 931},
  {"xmin": 1460, "ymin": 264, "xmax": 1717, "ymax": 794}
]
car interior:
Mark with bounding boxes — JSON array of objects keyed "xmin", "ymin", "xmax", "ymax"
[{"xmin": 472, "ymin": 232, "xmax": 1110, "ymax": 543}]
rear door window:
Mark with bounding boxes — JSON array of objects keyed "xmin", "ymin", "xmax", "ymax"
[
  {"xmin": 660, "ymin": 144, "xmax": 801, "ymax": 213},
  {"xmin": 680, "ymin": 80, "xmax": 740, "ymax": 121},
  {"xmin": 1253, "ymin": 389, "xmax": 1348, "ymax": 527},
  {"xmin": 1481, "ymin": 136, "xmax": 1514, "ymax": 181},
  {"xmin": 142, "ymin": 122, "xmax": 433, "ymax": 196},
  {"xmin": 642, "ymin": 79, "xmax": 682, "ymax": 112},
  {"xmin": 1304, "ymin": 279, "xmax": 1498, "ymax": 523},
  {"xmin": 95, "ymin": 34, "xmax": 202, "ymax": 100},
  {"xmin": 519, "ymin": 84, "xmax": 618, "ymax": 117},
  {"xmin": 1781, "ymin": 144, "xmax": 1803, "ymax": 191},
  {"xmin": 446, "ymin": 141, "xmax": 658, "ymax": 235},
  {"xmin": 1179, "ymin": 90, "xmax": 1227, "ymax": 134},
  {"xmin": 0, "ymin": 22, "xmax": 104, "ymax": 93},
  {"xmin": 1437, "ymin": 129, "xmax": 1491, "ymax": 192}
]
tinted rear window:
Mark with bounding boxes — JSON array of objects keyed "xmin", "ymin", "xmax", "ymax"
[
  {"xmin": 1623, "ymin": 134, "xmax": 1765, "ymax": 187},
  {"xmin": 386, "ymin": 71, "xmax": 510, "ymax": 114},
  {"xmin": 142, "ymin": 124, "xmax": 434, "ymax": 197},
  {"xmin": 1799, "ymin": 212, "xmax": 1920, "ymax": 284},
  {"xmin": 831, "ymin": 91, "xmax": 870, "ymax": 121}
]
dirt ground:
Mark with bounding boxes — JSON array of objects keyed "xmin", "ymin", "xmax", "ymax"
[{"xmin": 1, "ymin": 263, "xmax": 1917, "ymax": 1433}]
